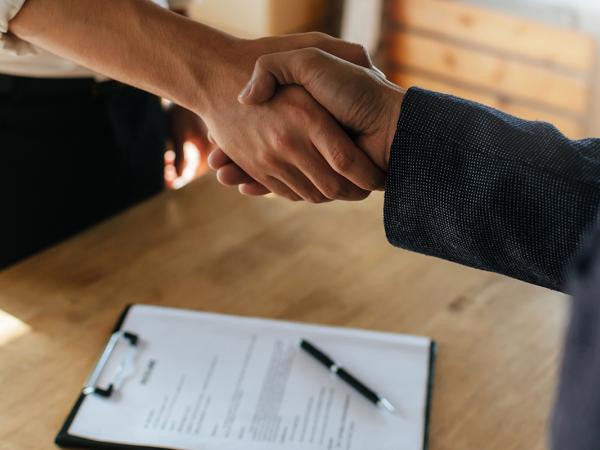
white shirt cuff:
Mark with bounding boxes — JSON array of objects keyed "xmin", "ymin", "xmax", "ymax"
[{"xmin": 0, "ymin": 0, "xmax": 35, "ymax": 55}]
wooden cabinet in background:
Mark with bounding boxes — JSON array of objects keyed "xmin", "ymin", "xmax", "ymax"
[{"xmin": 384, "ymin": 0, "xmax": 596, "ymax": 138}]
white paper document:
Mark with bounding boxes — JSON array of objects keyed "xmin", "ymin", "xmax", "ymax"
[{"xmin": 67, "ymin": 305, "xmax": 433, "ymax": 450}]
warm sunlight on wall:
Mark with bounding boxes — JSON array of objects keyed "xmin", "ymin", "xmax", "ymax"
[{"xmin": 0, "ymin": 309, "xmax": 31, "ymax": 346}]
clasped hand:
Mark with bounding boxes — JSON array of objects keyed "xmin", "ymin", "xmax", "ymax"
[{"xmin": 201, "ymin": 34, "xmax": 406, "ymax": 203}]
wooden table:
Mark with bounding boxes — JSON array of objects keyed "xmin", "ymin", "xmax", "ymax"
[{"xmin": 0, "ymin": 176, "xmax": 568, "ymax": 450}]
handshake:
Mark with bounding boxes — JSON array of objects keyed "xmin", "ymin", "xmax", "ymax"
[
  {"xmin": 9, "ymin": 2, "xmax": 404, "ymax": 203},
  {"xmin": 197, "ymin": 33, "xmax": 406, "ymax": 203}
]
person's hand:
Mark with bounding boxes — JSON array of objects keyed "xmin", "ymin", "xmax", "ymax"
[
  {"xmin": 167, "ymin": 104, "xmax": 214, "ymax": 177},
  {"xmin": 240, "ymin": 48, "xmax": 406, "ymax": 170},
  {"xmin": 7, "ymin": 3, "xmax": 381, "ymax": 202},
  {"xmin": 209, "ymin": 48, "xmax": 406, "ymax": 197},
  {"xmin": 194, "ymin": 33, "xmax": 386, "ymax": 203}
]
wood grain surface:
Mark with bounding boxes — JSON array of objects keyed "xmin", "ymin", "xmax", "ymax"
[
  {"xmin": 389, "ymin": 0, "xmax": 595, "ymax": 72},
  {"xmin": 387, "ymin": 30, "xmax": 589, "ymax": 114},
  {"xmin": 0, "ymin": 176, "xmax": 568, "ymax": 450}
]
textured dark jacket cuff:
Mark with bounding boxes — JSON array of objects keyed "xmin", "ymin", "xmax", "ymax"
[{"xmin": 383, "ymin": 87, "xmax": 600, "ymax": 292}]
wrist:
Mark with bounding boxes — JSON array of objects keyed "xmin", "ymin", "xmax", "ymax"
[
  {"xmin": 155, "ymin": 15, "xmax": 248, "ymax": 117},
  {"xmin": 185, "ymin": 34, "xmax": 260, "ymax": 117},
  {"xmin": 382, "ymin": 84, "xmax": 406, "ymax": 169}
]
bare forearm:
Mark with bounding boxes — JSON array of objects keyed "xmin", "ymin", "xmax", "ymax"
[
  {"xmin": 9, "ymin": 0, "xmax": 231, "ymax": 112},
  {"xmin": 11, "ymin": 3, "xmax": 389, "ymax": 202}
]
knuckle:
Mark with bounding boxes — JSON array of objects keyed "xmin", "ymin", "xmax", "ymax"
[
  {"xmin": 353, "ymin": 43, "xmax": 370, "ymax": 62},
  {"xmin": 270, "ymin": 129, "xmax": 295, "ymax": 152},
  {"xmin": 365, "ymin": 174, "xmax": 385, "ymax": 191},
  {"xmin": 308, "ymin": 31, "xmax": 329, "ymax": 45},
  {"xmin": 307, "ymin": 193, "xmax": 326, "ymax": 204},
  {"xmin": 368, "ymin": 180, "xmax": 383, "ymax": 191},
  {"xmin": 302, "ymin": 46, "xmax": 325, "ymax": 60},
  {"xmin": 351, "ymin": 189, "xmax": 371, "ymax": 201},
  {"xmin": 256, "ymin": 149, "xmax": 278, "ymax": 168},
  {"xmin": 330, "ymin": 148, "xmax": 355, "ymax": 173},
  {"xmin": 298, "ymin": 185, "xmax": 326, "ymax": 204},
  {"xmin": 296, "ymin": 105, "xmax": 314, "ymax": 124},
  {"xmin": 255, "ymin": 53, "xmax": 272, "ymax": 70},
  {"xmin": 281, "ymin": 94, "xmax": 313, "ymax": 122},
  {"xmin": 255, "ymin": 54, "xmax": 267, "ymax": 69},
  {"xmin": 323, "ymin": 181, "xmax": 347, "ymax": 200},
  {"xmin": 303, "ymin": 47, "xmax": 327, "ymax": 69}
]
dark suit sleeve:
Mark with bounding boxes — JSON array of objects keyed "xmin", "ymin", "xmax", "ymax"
[
  {"xmin": 383, "ymin": 87, "xmax": 600, "ymax": 292},
  {"xmin": 551, "ymin": 223, "xmax": 600, "ymax": 449}
]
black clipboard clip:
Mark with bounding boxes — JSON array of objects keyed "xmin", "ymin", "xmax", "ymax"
[{"xmin": 82, "ymin": 331, "xmax": 139, "ymax": 398}]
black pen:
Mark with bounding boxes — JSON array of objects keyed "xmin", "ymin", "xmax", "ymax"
[{"xmin": 299, "ymin": 339, "xmax": 396, "ymax": 413}]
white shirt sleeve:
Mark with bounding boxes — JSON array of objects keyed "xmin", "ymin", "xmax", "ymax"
[{"xmin": 0, "ymin": 0, "xmax": 35, "ymax": 55}]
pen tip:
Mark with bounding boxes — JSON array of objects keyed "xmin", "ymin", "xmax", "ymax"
[{"xmin": 379, "ymin": 398, "xmax": 396, "ymax": 413}]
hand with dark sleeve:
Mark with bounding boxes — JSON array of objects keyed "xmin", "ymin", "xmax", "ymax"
[
  {"xmin": 384, "ymin": 88, "xmax": 599, "ymax": 292},
  {"xmin": 217, "ymin": 48, "xmax": 600, "ymax": 293},
  {"xmin": 222, "ymin": 49, "xmax": 600, "ymax": 449}
]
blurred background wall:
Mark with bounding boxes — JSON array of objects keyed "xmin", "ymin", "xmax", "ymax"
[{"xmin": 465, "ymin": 0, "xmax": 600, "ymax": 134}]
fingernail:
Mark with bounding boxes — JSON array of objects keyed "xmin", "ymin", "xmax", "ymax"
[{"xmin": 238, "ymin": 80, "xmax": 253, "ymax": 102}]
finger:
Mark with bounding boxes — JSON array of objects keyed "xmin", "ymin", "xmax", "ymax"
[
  {"xmin": 212, "ymin": 148, "xmax": 350, "ymax": 201},
  {"xmin": 309, "ymin": 109, "xmax": 385, "ymax": 191},
  {"xmin": 291, "ymin": 144, "xmax": 371, "ymax": 201},
  {"xmin": 208, "ymin": 146, "xmax": 302, "ymax": 201},
  {"xmin": 208, "ymin": 148, "xmax": 233, "ymax": 170},
  {"xmin": 262, "ymin": 176, "xmax": 303, "ymax": 202},
  {"xmin": 214, "ymin": 161, "xmax": 272, "ymax": 196},
  {"xmin": 317, "ymin": 38, "xmax": 372, "ymax": 68},
  {"xmin": 239, "ymin": 182, "xmax": 271, "ymax": 196},
  {"xmin": 216, "ymin": 160, "xmax": 299, "ymax": 201},
  {"xmin": 274, "ymin": 163, "xmax": 331, "ymax": 204},
  {"xmin": 239, "ymin": 48, "xmax": 340, "ymax": 105},
  {"xmin": 216, "ymin": 163, "xmax": 255, "ymax": 186}
]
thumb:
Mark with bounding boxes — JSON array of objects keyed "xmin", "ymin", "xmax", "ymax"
[
  {"xmin": 237, "ymin": 66, "xmax": 278, "ymax": 105},
  {"xmin": 238, "ymin": 48, "xmax": 329, "ymax": 105}
]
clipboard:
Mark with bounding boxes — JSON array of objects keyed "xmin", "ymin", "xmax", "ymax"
[
  {"xmin": 56, "ymin": 305, "xmax": 437, "ymax": 450},
  {"xmin": 55, "ymin": 305, "xmax": 165, "ymax": 450}
]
